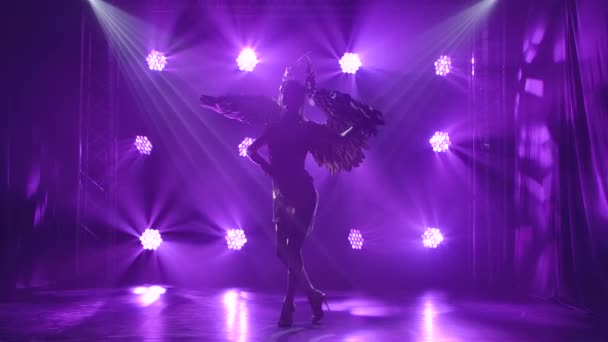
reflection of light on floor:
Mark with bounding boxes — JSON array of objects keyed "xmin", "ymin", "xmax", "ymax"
[
  {"xmin": 46, "ymin": 299, "xmax": 104, "ymax": 328},
  {"xmin": 131, "ymin": 285, "xmax": 167, "ymax": 306},
  {"xmin": 423, "ymin": 299, "xmax": 436, "ymax": 341},
  {"xmin": 269, "ymin": 327, "xmax": 306, "ymax": 341},
  {"xmin": 417, "ymin": 292, "xmax": 457, "ymax": 342},
  {"xmin": 330, "ymin": 298, "xmax": 399, "ymax": 317},
  {"xmin": 133, "ymin": 286, "xmax": 148, "ymax": 295},
  {"xmin": 129, "ymin": 286, "xmax": 167, "ymax": 339},
  {"xmin": 350, "ymin": 305, "xmax": 394, "ymax": 317},
  {"xmin": 141, "ymin": 292, "xmax": 161, "ymax": 305},
  {"xmin": 222, "ymin": 290, "xmax": 249, "ymax": 342},
  {"xmin": 344, "ymin": 331, "xmax": 376, "ymax": 341}
]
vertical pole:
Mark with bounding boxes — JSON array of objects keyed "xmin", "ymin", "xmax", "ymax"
[
  {"xmin": 469, "ymin": 37, "xmax": 477, "ymax": 283},
  {"xmin": 76, "ymin": 5, "xmax": 86, "ymax": 280}
]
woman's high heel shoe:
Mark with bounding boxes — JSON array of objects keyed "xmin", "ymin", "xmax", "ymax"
[
  {"xmin": 277, "ymin": 301, "xmax": 295, "ymax": 327},
  {"xmin": 307, "ymin": 289, "xmax": 329, "ymax": 324}
]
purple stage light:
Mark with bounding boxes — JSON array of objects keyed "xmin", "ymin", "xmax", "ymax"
[
  {"xmin": 422, "ymin": 227, "xmax": 444, "ymax": 248},
  {"xmin": 236, "ymin": 48, "xmax": 259, "ymax": 72},
  {"xmin": 146, "ymin": 50, "xmax": 167, "ymax": 71},
  {"xmin": 348, "ymin": 229, "xmax": 364, "ymax": 250},
  {"xmin": 434, "ymin": 55, "xmax": 452, "ymax": 76},
  {"xmin": 134, "ymin": 135, "xmax": 153, "ymax": 155},
  {"xmin": 226, "ymin": 229, "xmax": 247, "ymax": 250},
  {"xmin": 339, "ymin": 52, "xmax": 362, "ymax": 74},
  {"xmin": 429, "ymin": 131, "xmax": 451, "ymax": 152},
  {"xmin": 140, "ymin": 228, "xmax": 162, "ymax": 250},
  {"xmin": 238, "ymin": 137, "xmax": 254, "ymax": 157}
]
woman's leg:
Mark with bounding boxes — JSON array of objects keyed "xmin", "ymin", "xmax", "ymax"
[
  {"xmin": 278, "ymin": 220, "xmax": 316, "ymax": 310},
  {"xmin": 286, "ymin": 233, "xmax": 314, "ymax": 294},
  {"xmin": 287, "ymin": 229, "xmax": 326, "ymax": 323},
  {"xmin": 275, "ymin": 222, "xmax": 289, "ymax": 267},
  {"xmin": 287, "ymin": 191, "xmax": 318, "ymax": 295},
  {"xmin": 276, "ymin": 221, "xmax": 300, "ymax": 305},
  {"xmin": 276, "ymin": 221, "xmax": 296, "ymax": 326}
]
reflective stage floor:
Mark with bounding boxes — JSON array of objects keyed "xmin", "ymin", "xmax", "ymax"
[{"xmin": 0, "ymin": 287, "xmax": 606, "ymax": 341}]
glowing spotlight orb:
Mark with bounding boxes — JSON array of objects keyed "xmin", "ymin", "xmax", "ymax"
[
  {"xmin": 339, "ymin": 52, "xmax": 362, "ymax": 74},
  {"xmin": 134, "ymin": 135, "xmax": 153, "ymax": 155},
  {"xmin": 146, "ymin": 50, "xmax": 167, "ymax": 71},
  {"xmin": 140, "ymin": 228, "xmax": 162, "ymax": 250},
  {"xmin": 226, "ymin": 229, "xmax": 247, "ymax": 250},
  {"xmin": 236, "ymin": 48, "xmax": 259, "ymax": 72},
  {"xmin": 422, "ymin": 227, "xmax": 444, "ymax": 248},
  {"xmin": 434, "ymin": 55, "xmax": 452, "ymax": 76},
  {"xmin": 238, "ymin": 137, "xmax": 254, "ymax": 157},
  {"xmin": 348, "ymin": 229, "xmax": 364, "ymax": 250},
  {"xmin": 429, "ymin": 131, "xmax": 451, "ymax": 152}
]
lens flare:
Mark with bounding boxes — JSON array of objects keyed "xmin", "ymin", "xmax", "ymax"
[
  {"xmin": 226, "ymin": 229, "xmax": 247, "ymax": 250},
  {"xmin": 146, "ymin": 50, "xmax": 167, "ymax": 71},
  {"xmin": 348, "ymin": 229, "xmax": 364, "ymax": 250},
  {"xmin": 140, "ymin": 228, "xmax": 162, "ymax": 250},
  {"xmin": 236, "ymin": 48, "xmax": 259, "ymax": 72},
  {"xmin": 339, "ymin": 53, "xmax": 362, "ymax": 74},
  {"xmin": 434, "ymin": 55, "xmax": 452, "ymax": 76},
  {"xmin": 422, "ymin": 227, "xmax": 444, "ymax": 248},
  {"xmin": 429, "ymin": 131, "xmax": 451, "ymax": 152}
]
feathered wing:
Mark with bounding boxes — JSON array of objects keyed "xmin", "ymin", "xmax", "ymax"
[
  {"xmin": 308, "ymin": 89, "xmax": 384, "ymax": 174},
  {"xmin": 200, "ymin": 94, "xmax": 281, "ymax": 125}
]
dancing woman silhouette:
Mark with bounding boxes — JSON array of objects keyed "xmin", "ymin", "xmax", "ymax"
[{"xmin": 200, "ymin": 56, "xmax": 383, "ymax": 327}]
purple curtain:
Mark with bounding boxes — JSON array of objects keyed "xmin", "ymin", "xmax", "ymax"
[{"xmin": 514, "ymin": 0, "xmax": 608, "ymax": 312}]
